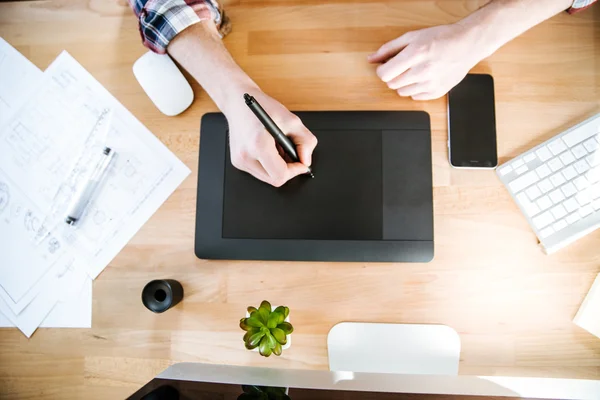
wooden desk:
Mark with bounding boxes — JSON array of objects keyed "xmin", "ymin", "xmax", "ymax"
[{"xmin": 0, "ymin": 1, "xmax": 599, "ymax": 398}]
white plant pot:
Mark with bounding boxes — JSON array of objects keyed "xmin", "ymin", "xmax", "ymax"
[{"xmin": 245, "ymin": 307, "xmax": 291, "ymax": 352}]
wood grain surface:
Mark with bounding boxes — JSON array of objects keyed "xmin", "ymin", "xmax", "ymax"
[{"xmin": 0, "ymin": 1, "xmax": 599, "ymax": 399}]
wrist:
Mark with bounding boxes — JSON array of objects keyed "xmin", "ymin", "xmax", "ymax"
[
  {"xmin": 215, "ymin": 75, "xmax": 261, "ymax": 116},
  {"xmin": 454, "ymin": 17, "xmax": 501, "ymax": 63}
]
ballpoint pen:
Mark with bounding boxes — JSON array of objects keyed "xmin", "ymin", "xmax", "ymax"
[{"xmin": 244, "ymin": 93, "xmax": 314, "ymax": 178}]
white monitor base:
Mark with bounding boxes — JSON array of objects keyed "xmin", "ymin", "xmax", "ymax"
[{"xmin": 327, "ymin": 322, "xmax": 461, "ymax": 375}]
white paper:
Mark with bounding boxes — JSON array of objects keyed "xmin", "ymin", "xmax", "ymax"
[
  {"xmin": 0, "ymin": 37, "xmax": 42, "ymax": 126},
  {"xmin": 39, "ymin": 52, "xmax": 191, "ymax": 279},
  {"xmin": 0, "ymin": 43, "xmax": 189, "ymax": 337},
  {"xmin": 0, "ymin": 261, "xmax": 88, "ymax": 337},
  {"xmin": 40, "ymin": 277, "xmax": 91, "ymax": 328}
]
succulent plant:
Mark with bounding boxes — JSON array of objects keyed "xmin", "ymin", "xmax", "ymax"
[
  {"xmin": 240, "ymin": 300, "xmax": 294, "ymax": 357},
  {"xmin": 237, "ymin": 385, "xmax": 291, "ymax": 400}
]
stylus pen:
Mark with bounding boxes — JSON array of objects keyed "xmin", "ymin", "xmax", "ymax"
[{"xmin": 244, "ymin": 93, "xmax": 314, "ymax": 178}]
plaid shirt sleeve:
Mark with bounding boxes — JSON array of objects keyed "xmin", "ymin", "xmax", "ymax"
[
  {"xmin": 568, "ymin": 0, "xmax": 597, "ymax": 13},
  {"xmin": 128, "ymin": 0, "xmax": 231, "ymax": 54}
]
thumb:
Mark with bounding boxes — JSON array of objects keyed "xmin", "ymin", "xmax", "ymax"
[
  {"xmin": 287, "ymin": 126, "xmax": 318, "ymax": 166},
  {"xmin": 367, "ymin": 32, "xmax": 413, "ymax": 63}
]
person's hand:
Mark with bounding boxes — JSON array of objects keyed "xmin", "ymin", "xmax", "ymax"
[
  {"xmin": 225, "ymin": 89, "xmax": 318, "ymax": 187},
  {"xmin": 368, "ymin": 23, "xmax": 486, "ymax": 100}
]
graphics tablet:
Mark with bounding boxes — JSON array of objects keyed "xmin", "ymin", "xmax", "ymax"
[{"xmin": 195, "ymin": 111, "xmax": 433, "ymax": 262}]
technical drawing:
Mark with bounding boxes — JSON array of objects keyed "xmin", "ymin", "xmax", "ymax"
[{"xmin": 0, "ymin": 182, "xmax": 9, "ymax": 214}]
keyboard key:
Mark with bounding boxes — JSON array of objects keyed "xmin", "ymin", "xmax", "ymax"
[
  {"xmin": 536, "ymin": 195, "xmax": 553, "ymax": 211},
  {"xmin": 526, "ymin": 185, "xmax": 542, "ymax": 201},
  {"xmin": 563, "ymin": 122, "xmax": 597, "ymax": 147},
  {"xmin": 524, "ymin": 153, "xmax": 537, "ymax": 163},
  {"xmin": 576, "ymin": 191, "xmax": 591, "ymax": 206},
  {"xmin": 523, "ymin": 201, "xmax": 540, "ymax": 217},
  {"xmin": 573, "ymin": 176, "xmax": 589, "ymax": 191},
  {"xmin": 515, "ymin": 165, "xmax": 529, "ymax": 175},
  {"xmin": 539, "ymin": 226, "xmax": 554, "ymax": 238},
  {"xmin": 548, "ymin": 158, "xmax": 563, "ymax": 172},
  {"xmin": 509, "ymin": 170, "xmax": 539, "ymax": 193},
  {"xmin": 574, "ymin": 159, "xmax": 590, "ymax": 174},
  {"xmin": 535, "ymin": 164, "xmax": 551, "ymax": 178},
  {"xmin": 512, "ymin": 158, "xmax": 524, "ymax": 169},
  {"xmin": 550, "ymin": 203, "xmax": 567, "ymax": 219},
  {"xmin": 537, "ymin": 178, "xmax": 554, "ymax": 194},
  {"xmin": 587, "ymin": 153, "xmax": 600, "ymax": 166},
  {"xmin": 536, "ymin": 147, "xmax": 552, "ymax": 162},
  {"xmin": 552, "ymin": 219, "xmax": 568, "ymax": 232},
  {"xmin": 579, "ymin": 204, "xmax": 593, "ymax": 217},
  {"xmin": 587, "ymin": 167, "xmax": 600, "ymax": 183},
  {"xmin": 566, "ymin": 212, "xmax": 581, "ymax": 225},
  {"xmin": 559, "ymin": 151, "xmax": 575, "ymax": 166},
  {"xmin": 593, "ymin": 199, "xmax": 600, "ymax": 211},
  {"xmin": 548, "ymin": 139, "xmax": 567, "ymax": 155},
  {"xmin": 572, "ymin": 144, "xmax": 587, "ymax": 159},
  {"xmin": 549, "ymin": 172, "xmax": 566, "ymax": 188},
  {"xmin": 563, "ymin": 197, "xmax": 579, "ymax": 213},
  {"xmin": 549, "ymin": 189, "xmax": 565, "ymax": 204},
  {"xmin": 560, "ymin": 182, "xmax": 577, "ymax": 198},
  {"xmin": 584, "ymin": 138, "xmax": 599, "ymax": 153},
  {"xmin": 590, "ymin": 184, "xmax": 600, "ymax": 199},
  {"xmin": 533, "ymin": 211, "xmax": 554, "ymax": 229},
  {"xmin": 562, "ymin": 165, "xmax": 577, "ymax": 180},
  {"xmin": 498, "ymin": 165, "xmax": 513, "ymax": 176}
]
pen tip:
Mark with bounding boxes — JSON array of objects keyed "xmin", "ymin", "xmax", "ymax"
[{"xmin": 243, "ymin": 93, "xmax": 253, "ymax": 105}]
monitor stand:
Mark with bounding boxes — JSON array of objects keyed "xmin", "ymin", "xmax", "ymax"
[{"xmin": 327, "ymin": 323, "xmax": 461, "ymax": 375}]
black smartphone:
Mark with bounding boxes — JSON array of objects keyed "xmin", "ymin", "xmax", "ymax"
[{"xmin": 448, "ymin": 74, "xmax": 498, "ymax": 169}]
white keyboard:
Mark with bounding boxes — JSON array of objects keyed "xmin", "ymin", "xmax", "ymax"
[{"xmin": 497, "ymin": 113, "xmax": 600, "ymax": 254}]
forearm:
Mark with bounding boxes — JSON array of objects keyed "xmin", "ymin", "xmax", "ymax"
[
  {"xmin": 167, "ymin": 21, "xmax": 256, "ymax": 114},
  {"xmin": 458, "ymin": 0, "xmax": 574, "ymax": 59}
]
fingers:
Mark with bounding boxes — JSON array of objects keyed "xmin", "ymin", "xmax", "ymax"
[
  {"xmin": 285, "ymin": 124, "xmax": 318, "ymax": 166},
  {"xmin": 258, "ymin": 140, "xmax": 291, "ymax": 187},
  {"xmin": 386, "ymin": 69, "xmax": 419, "ymax": 90},
  {"xmin": 396, "ymin": 83, "xmax": 428, "ymax": 98},
  {"xmin": 376, "ymin": 51, "xmax": 414, "ymax": 83},
  {"xmin": 367, "ymin": 32, "xmax": 413, "ymax": 64}
]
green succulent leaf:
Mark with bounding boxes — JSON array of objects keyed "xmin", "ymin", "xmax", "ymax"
[
  {"xmin": 245, "ymin": 316, "xmax": 264, "ymax": 328},
  {"xmin": 259, "ymin": 335, "xmax": 273, "ymax": 357},
  {"xmin": 240, "ymin": 318, "xmax": 251, "ymax": 331},
  {"xmin": 245, "ymin": 340, "xmax": 259, "ymax": 350},
  {"xmin": 277, "ymin": 321, "xmax": 294, "ymax": 335},
  {"xmin": 247, "ymin": 306, "xmax": 258, "ymax": 314},
  {"xmin": 272, "ymin": 341, "xmax": 282, "ymax": 356},
  {"xmin": 259, "ymin": 300, "xmax": 271, "ymax": 312},
  {"xmin": 275, "ymin": 311, "xmax": 285, "ymax": 325},
  {"xmin": 243, "ymin": 328, "xmax": 259, "ymax": 343},
  {"xmin": 266, "ymin": 332, "xmax": 277, "ymax": 348},
  {"xmin": 266, "ymin": 312, "xmax": 280, "ymax": 329},
  {"xmin": 273, "ymin": 306, "xmax": 286, "ymax": 315},
  {"xmin": 248, "ymin": 331, "xmax": 265, "ymax": 347},
  {"xmin": 241, "ymin": 385, "xmax": 262, "ymax": 394},
  {"xmin": 271, "ymin": 328, "xmax": 287, "ymax": 345},
  {"xmin": 258, "ymin": 307, "xmax": 270, "ymax": 325}
]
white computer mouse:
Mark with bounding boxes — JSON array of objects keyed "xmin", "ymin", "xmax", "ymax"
[{"xmin": 133, "ymin": 50, "xmax": 194, "ymax": 116}]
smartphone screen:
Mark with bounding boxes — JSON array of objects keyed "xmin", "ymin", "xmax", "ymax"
[{"xmin": 448, "ymin": 74, "xmax": 498, "ymax": 168}]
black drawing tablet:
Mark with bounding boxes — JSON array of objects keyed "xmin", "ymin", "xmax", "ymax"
[{"xmin": 195, "ymin": 111, "xmax": 434, "ymax": 262}]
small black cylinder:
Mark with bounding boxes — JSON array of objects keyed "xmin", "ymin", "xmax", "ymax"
[{"xmin": 142, "ymin": 279, "xmax": 184, "ymax": 313}]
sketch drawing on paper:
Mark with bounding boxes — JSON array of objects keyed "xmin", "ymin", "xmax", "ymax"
[
  {"xmin": 0, "ymin": 182, "xmax": 9, "ymax": 214},
  {"xmin": 47, "ymin": 237, "xmax": 61, "ymax": 254}
]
